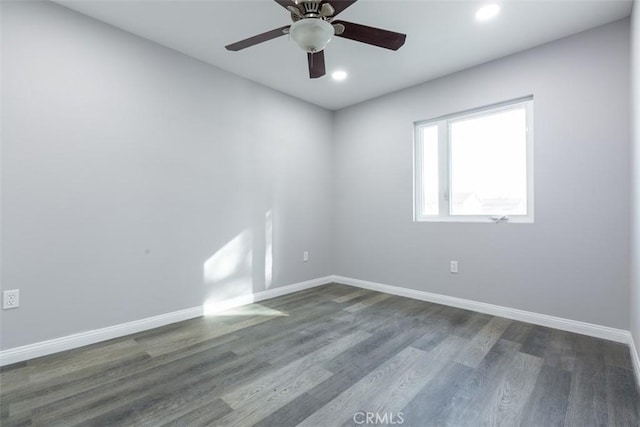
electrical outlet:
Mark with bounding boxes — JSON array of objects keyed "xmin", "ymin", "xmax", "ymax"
[
  {"xmin": 3, "ymin": 289, "xmax": 19, "ymax": 309},
  {"xmin": 303, "ymin": 251, "xmax": 309, "ymax": 262},
  {"xmin": 450, "ymin": 261, "xmax": 459, "ymax": 274}
]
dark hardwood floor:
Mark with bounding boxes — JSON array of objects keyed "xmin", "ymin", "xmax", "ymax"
[{"xmin": 1, "ymin": 283, "xmax": 639, "ymax": 426}]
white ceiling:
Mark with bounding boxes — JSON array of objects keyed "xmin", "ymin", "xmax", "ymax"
[{"xmin": 55, "ymin": 0, "xmax": 632, "ymax": 110}]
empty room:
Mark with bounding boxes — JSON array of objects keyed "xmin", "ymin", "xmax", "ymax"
[{"xmin": 1, "ymin": 0, "xmax": 640, "ymax": 425}]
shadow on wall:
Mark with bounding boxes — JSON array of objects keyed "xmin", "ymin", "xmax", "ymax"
[{"xmin": 202, "ymin": 210, "xmax": 274, "ymax": 315}]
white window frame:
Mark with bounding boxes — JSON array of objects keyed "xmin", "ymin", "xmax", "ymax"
[{"xmin": 413, "ymin": 96, "xmax": 534, "ymax": 223}]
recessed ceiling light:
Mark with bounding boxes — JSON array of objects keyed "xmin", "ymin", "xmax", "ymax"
[
  {"xmin": 332, "ymin": 70, "xmax": 348, "ymax": 81},
  {"xmin": 475, "ymin": 4, "xmax": 500, "ymax": 22}
]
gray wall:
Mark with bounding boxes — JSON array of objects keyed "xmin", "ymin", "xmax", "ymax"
[
  {"xmin": 0, "ymin": 1, "xmax": 333, "ymax": 350},
  {"xmin": 333, "ymin": 19, "xmax": 631, "ymax": 329},
  {"xmin": 631, "ymin": 0, "xmax": 640, "ymax": 355}
]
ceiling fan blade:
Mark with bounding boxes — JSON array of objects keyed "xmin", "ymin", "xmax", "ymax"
[
  {"xmin": 274, "ymin": 0, "xmax": 298, "ymax": 11},
  {"xmin": 322, "ymin": 0, "xmax": 358, "ymax": 17},
  {"xmin": 332, "ymin": 20, "xmax": 406, "ymax": 51},
  {"xmin": 307, "ymin": 51, "xmax": 326, "ymax": 79},
  {"xmin": 225, "ymin": 25, "xmax": 290, "ymax": 51}
]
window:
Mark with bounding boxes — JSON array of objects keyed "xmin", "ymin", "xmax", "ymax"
[{"xmin": 414, "ymin": 97, "xmax": 533, "ymax": 223}]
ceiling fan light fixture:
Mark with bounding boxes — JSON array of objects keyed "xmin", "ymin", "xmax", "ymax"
[{"xmin": 289, "ymin": 18, "xmax": 335, "ymax": 53}]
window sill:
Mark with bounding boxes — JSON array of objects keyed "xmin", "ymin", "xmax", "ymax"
[{"xmin": 414, "ymin": 216, "xmax": 534, "ymax": 224}]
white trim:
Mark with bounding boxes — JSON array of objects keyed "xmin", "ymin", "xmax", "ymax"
[
  {"xmin": 0, "ymin": 276, "xmax": 333, "ymax": 367},
  {"xmin": 630, "ymin": 334, "xmax": 640, "ymax": 389},
  {"xmin": 332, "ymin": 275, "xmax": 631, "ymax": 344},
  {"xmin": 0, "ymin": 306, "xmax": 203, "ymax": 367},
  {"xmin": 414, "ymin": 97, "xmax": 534, "ymax": 224}
]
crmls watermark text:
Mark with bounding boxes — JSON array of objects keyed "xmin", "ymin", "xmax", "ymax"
[{"xmin": 352, "ymin": 412, "xmax": 405, "ymax": 425}]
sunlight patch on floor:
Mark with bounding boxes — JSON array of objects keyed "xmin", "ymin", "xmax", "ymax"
[{"xmin": 209, "ymin": 303, "xmax": 288, "ymax": 318}]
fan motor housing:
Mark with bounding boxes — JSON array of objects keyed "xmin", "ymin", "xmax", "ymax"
[{"xmin": 298, "ymin": 1, "xmax": 321, "ymax": 15}]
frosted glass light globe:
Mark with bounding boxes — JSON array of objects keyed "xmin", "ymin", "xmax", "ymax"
[{"xmin": 290, "ymin": 19, "xmax": 335, "ymax": 53}]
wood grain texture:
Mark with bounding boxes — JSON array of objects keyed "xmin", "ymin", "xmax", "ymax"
[
  {"xmin": 521, "ymin": 365, "xmax": 572, "ymax": 427},
  {"xmin": 455, "ymin": 316, "xmax": 512, "ymax": 368},
  {"xmin": 331, "ymin": 289, "xmax": 368, "ymax": 303},
  {"xmin": 297, "ymin": 346, "xmax": 429, "ymax": 426},
  {"xmin": 1, "ymin": 283, "xmax": 638, "ymax": 426},
  {"xmin": 343, "ymin": 293, "xmax": 391, "ymax": 313},
  {"xmin": 478, "ymin": 352, "xmax": 544, "ymax": 426}
]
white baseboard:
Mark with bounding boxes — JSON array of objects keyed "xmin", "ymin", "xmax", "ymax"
[
  {"xmin": 0, "ymin": 275, "xmax": 333, "ymax": 367},
  {"xmin": 0, "ymin": 306, "xmax": 203, "ymax": 367},
  {"xmin": 630, "ymin": 335, "xmax": 640, "ymax": 389},
  {"xmin": 331, "ymin": 275, "xmax": 632, "ymax": 344}
]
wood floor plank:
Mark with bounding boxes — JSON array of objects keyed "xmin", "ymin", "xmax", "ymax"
[
  {"xmin": 262, "ymin": 286, "xmax": 345, "ymax": 310},
  {"xmin": 565, "ymin": 336, "xmax": 609, "ymax": 426},
  {"xmin": 5, "ymin": 352, "xmax": 154, "ymax": 416},
  {"xmin": 520, "ymin": 365, "xmax": 572, "ymax": 427},
  {"xmin": 27, "ymin": 339, "xmax": 142, "ymax": 383},
  {"xmin": 452, "ymin": 311, "xmax": 492, "ymax": 339},
  {"xmin": 408, "ymin": 318, "xmax": 451, "ymax": 352},
  {"xmin": 435, "ymin": 339, "xmax": 521, "ymax": 426},
  {"xmin": 52, "ymin": 352, "xmax": 273, "ymax": 427},
  {"xmin": 343, "ymin": 293, "xmax": 391, "ymax": 313},
  {"xmin": 0, "ymin": 363, "xmax": 29, "ymax": 397},
  {"xmin": 251, "ymin": 392, "xmax": 322, "ymax": 427},
  {"xmin": 542, "ymin": 329, "xmax": 577, "ymax": 372},
  {"xmin": 304, "ymin": 323, "xmax": 436, "ymax": 413},
  {"xmin": 222, "ymin": 332, "xmax": 369, "ymax": 416},
  {"xmin": 331, "ymin": 289, "xmax": 369, "ymax": 303},
  {"xmin": 476, "ymin": 352, "xmax": 543, "ymax": 426},
  {"xmin": 454, "ymin": 317, "xmax": 512, "ymax": 368},
  {"xmin": 221, "ymin": 330, "xmax": 369, "ymax": 409},
  {"xmin": 218, "ymin": 365, "xmax": 332, "ymax": 426},
  {"xmin": 228, "ymin": 304, "xmax": 355, "ymax": 360},
  {"xmin": 605, "ymin": 341, "xmax": 634, "ymax": 370},
  {"xmin": 158, "ymin": 398, "xmax": 234, "ymax": 427},
  {"xmin": 141, "ymin": 315, "xmax": 277, "ymax": 357},
  {"xmin": 31, "ymin": 350, "xmax": 239, "ymax": 425},
  {"xmin": 297, "ymin": 346, "xmax": 430, "ymax": 426},
  {"xmin": 149, "ymin": 359, "xmax": 273, "ymax": 426},
  {"xmin": 321, "ymin": 319, "xmax": 434, "ymax": 377},
  {"xmin": 5, "ymin": 330, "xmax": 240, "ymax": 415},
  {"xmin": 73, "ymin": 388, "xmax": 233, "ymax": 427},
  {"xmin": 400, "ymin": 361, "xmax": 473, "ymax": 426},
  {"xmin": 258, "ymin": 328, "xmax": 371, "ymax": 371},
  {"xmin": 500, "ymin": 320, "xmax": 533, "ymax": 344},
  {"xmin": 301, "ymin": 334, "xmax": 469, "ymax": 427},
  {"xmin": 520, "ymin": 325, "xmax": 551, "ymax": 358},
  {"xmin": 216, "ymin": 333, "xmax": 363, "ymax": 427},
  {"xmin": 606, "ymin": 365, "xmax": 640, "ymax": 426},
  {"xmin": 341, "ymin": 296, "xmax": 445, "ymax": 337}
]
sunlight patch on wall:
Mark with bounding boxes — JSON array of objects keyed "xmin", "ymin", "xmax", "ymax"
[
  {"xmin": 203, "ymin": 230, "xmax": 253, "ymax": 315},
  {"xmin": 203, "ymin": 230, "xmax": 252, "ymax": 283},
  {"xmin": 265, "ymin": 210, "xmax": 273, "ymax": 289}
]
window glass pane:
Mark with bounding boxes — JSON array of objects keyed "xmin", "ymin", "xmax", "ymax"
[
  {"xmin": 449, "ymin": 107, "xmax": 527, "ymax": 216},
  {"xmin": 421, "ymin": 125, "xmax": 439, "ymax": 215}
]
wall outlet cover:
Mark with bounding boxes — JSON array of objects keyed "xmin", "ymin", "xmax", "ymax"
[
  {"xmin": 450, "ymin": 261, "xmax": 459, "ymax": 274},
  {"xmin": 3, "ymin": 289, "xmax": 20, "ymax": 309}
]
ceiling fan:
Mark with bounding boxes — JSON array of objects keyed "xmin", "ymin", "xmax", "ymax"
[{"xmin": 225, "ymin": 0, "xmax": 407, "ymax": 79}]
